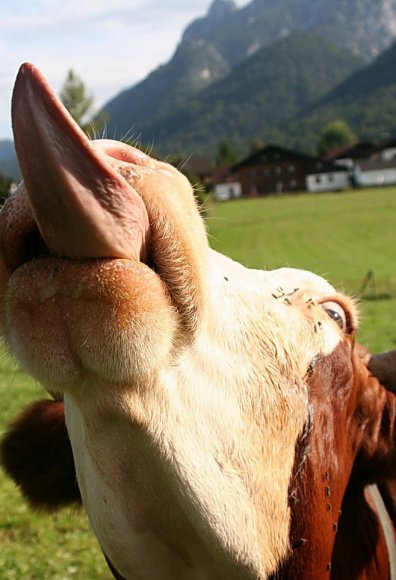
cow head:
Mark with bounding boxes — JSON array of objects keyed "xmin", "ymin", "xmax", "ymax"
[{"xmin": 0, "ymin": 64, "xmax": 395, "ymax": 579}]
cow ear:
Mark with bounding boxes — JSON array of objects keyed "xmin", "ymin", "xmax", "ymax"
[
  {"xmin": 0, "ymin": 399, "xmax": 81, "ymax": 511},
  {"xmin": 368, "ymin": 350, "xmax": 396, "ymax": 392},
  {"xmin": 354, "ymin": 360, "xmax": 396, "ymax": 481}
]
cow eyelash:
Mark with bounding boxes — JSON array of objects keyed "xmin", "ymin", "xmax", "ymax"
[{"xmin": 320, "ymin": 300, "xmax": 352, "ymax": 334}]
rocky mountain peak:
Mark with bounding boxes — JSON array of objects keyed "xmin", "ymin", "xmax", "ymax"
[
  {"xmin": 182, "ymin": 0, "xmax": 237, "ymax": 43},
  {"xmin": 207, "ymin": 0, "xmax": 238, "ymax": 20}
]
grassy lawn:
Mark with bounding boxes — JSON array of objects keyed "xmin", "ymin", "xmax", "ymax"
[
  {"xmin": 0, "ymin": 186, "xmax": 395, "ymax": 577},
  {"xmin": 0, "ymin": 354, "xmax": 111, "ymax": 579},
  {"xmin": 208, "ymin": 186, "xmax": 396, "ymax": 352}
]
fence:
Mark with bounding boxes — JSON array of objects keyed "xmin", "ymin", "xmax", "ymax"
[{"xmin": 340, "ymin": 271, "xmax": 396, "ymax": 301}]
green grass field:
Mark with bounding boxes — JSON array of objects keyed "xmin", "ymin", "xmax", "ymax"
[
  {"xmin": 208, "ymin": 186, "xmax": 396, "ymax": 352},
  {"xmin": 0, "ymin": 186, "xmax": 395, "ymax": 578}
]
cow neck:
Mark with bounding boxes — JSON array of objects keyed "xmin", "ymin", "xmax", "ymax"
[{"xmin": 275, "ymin": 340, "xmax": 364, "ymax": 577}]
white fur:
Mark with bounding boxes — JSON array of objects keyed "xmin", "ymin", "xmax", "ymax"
[{"xmin": 61, "ymin": 251, "xmax": 352, "ymax": 579}]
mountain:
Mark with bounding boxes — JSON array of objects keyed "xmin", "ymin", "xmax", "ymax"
[
  {"xmin": 183, "ymin": 0, "xmax": 396, "ymax": 64},
  {"xmin": 138, "ymin": 32, "xmax": 364, "ymax": 155},
  {"xmin": 0, "ymin": 140, "xmax": 20, "ymax": 181},
  {"xmin": 4, "ymin": 0, "xmax": 396, "ymax": 169},
  {"xmin": 183, "ymin": 0, "xmax": 238, "ymax": 46},
  {"xmin": 103, "ymin": 40, "xmax": 231, "ymax": 141},
  {"xmin": 102, "ymin": 0, "xmax": 396, "ymax": 144},
  {"xmin": 271, "ymin": 39, "xmax": 396, "ymax": 153}
]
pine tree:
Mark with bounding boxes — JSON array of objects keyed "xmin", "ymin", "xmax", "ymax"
[
  {"xmin": 60, "ymin": 70, "xmax": 94, "ymax": 129},
  {"xmin": 59, "ymin": 70, "xmax": 107, "ymax": 136},
  {"xmin": 215, "ymin": 140, "xmax": 238, "ymax": 166}
]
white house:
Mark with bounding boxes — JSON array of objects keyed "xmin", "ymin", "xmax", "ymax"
[
  {"xmin": 305, "ymin": 167, "xmax": 350, "ymax": 193},
  {"xmin": 353, "ymin": 138, "xmax": 396, "ymax": 187},
  {"xmin": 213, "ymin": 181, "xmax": 242, "ymax": 201},
  {"xmin": 354, "ymin": 159, "xmax": 396, "ymax": 187},
  {"xmin": 326, "ymin": 138, "xmax": 396, "ymax": 188},
  {"xmin": 381, "ymin": 146, "xmax": 396, "ymax": 162}
]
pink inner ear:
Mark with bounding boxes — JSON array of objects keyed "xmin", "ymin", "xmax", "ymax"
[{"xmin": 12, "ymin": 63, "xmax": 150, "ymax": 262}]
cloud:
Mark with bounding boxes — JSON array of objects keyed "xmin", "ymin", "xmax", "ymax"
[
  {"xmin": 0, "ymin": 0, "xmax": 249, "ymax": 140},
  {"xmin": 1, "ymin": 0, "xmax": 137, "ymax": 30}
]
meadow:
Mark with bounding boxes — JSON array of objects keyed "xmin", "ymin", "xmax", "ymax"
[
  {"xmin": 208, "ymin": 186, "xmax": 396, "ymax": 352},
  {"xmin": 0, "ymin": 186, "xmax": 395, "ymax": 578}
]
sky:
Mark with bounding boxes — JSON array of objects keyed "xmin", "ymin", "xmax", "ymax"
[{"xmin": 1, "ymin": 0, "xmax": 249, "ymax": 141}]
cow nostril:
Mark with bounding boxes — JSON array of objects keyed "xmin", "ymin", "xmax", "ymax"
[
  {"xmin": 20, "ymin": 225, "xmax": 50, "ymax": 264},
  {"xmin": 1, "ymin": 217, "xmax": 51, "ymax": 273}
]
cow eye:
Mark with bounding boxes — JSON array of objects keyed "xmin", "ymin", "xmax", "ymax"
[{"xmin": 321, "ymin": 301, "xmax": 348, "ymax": 332}]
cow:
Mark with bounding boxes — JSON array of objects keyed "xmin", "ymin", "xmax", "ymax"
[{"xmin": 0, "ymin": 63, "xmax": 395, "ymax": 579}]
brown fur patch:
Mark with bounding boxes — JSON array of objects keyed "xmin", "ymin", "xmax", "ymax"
[
  {"xmin": 274, "ymin": 341, "xmax": 396, "ymax": 579},
  {"xmin": 331, "ymin": 484, "xmax": 390, "ymax": 579},
  {"xmin": 0, "ymin": 399, "xmax": 81, "ymax": 510}
]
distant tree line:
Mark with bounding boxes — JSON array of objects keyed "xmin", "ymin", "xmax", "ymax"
[{"xmin": 211, "ymin": 119, "xmax": 357, "ymax": 167}]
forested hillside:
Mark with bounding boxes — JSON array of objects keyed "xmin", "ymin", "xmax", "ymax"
[
  {"xmin": 139, "ymin": 33, "xmax": 364, "ymax": 156},
  {"xmin": 102, "ymin": 0, "xmax": 396, "ymax": 148},
  {"xmin": 271, "ymin": 39, "xmax": 396, "ymax": 153}
]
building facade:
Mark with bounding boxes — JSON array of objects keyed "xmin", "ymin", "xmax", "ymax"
[{"xmin": 228, "ymin": 145, "xmax": 349, "ymax": 196}]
